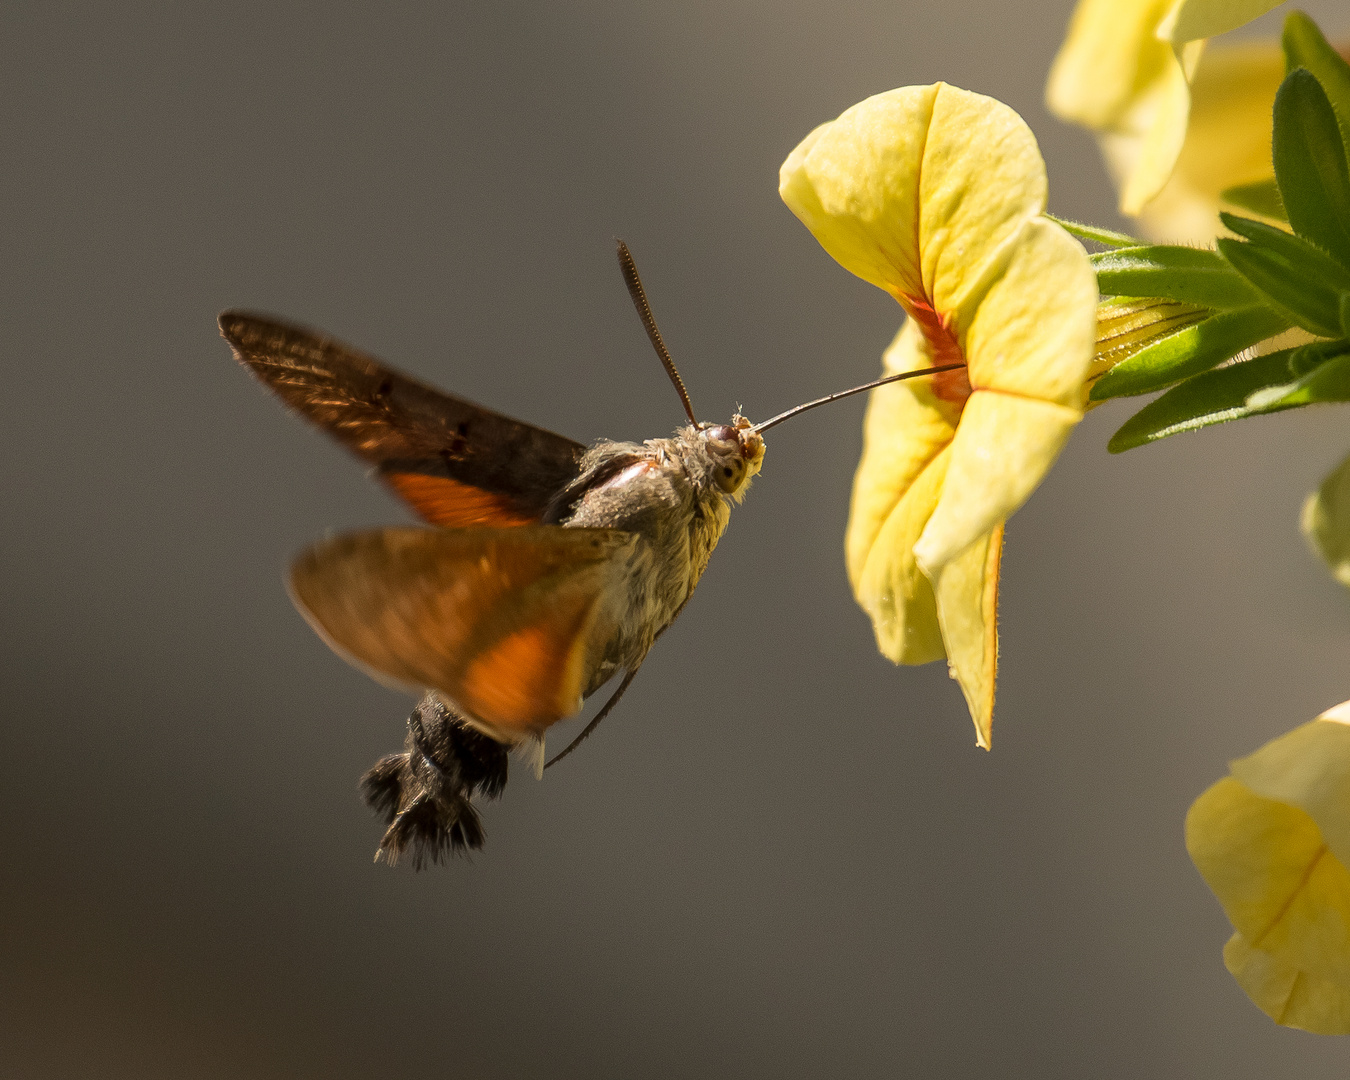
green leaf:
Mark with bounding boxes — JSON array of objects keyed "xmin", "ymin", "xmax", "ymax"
[
  {"xmin": 1218, "ymin": 213, "xmax": 1350, "ymax": 337},
  {"xmin": 1090, "ymin": 304, "xmax": 1292, "ymax": 400},
  {"xmin": 1289, "ymin": 339, "xmax": 1341, "ymax": 377},
  {"xmin": 1342, "ymin": 293, "xmax": 1350, "ymax": 337},
  {"xmin": 1092, "ymin": 245, "xmax": 1265, "ymax": 309},
  {"xmin": 1044, "ymin": 214, "xmax": 1141, "ymax": 250},
  {"xmin": 1108, "ymin": 348, "xmax": 1305, "ymax": 452},
  {"xmin": 1219, "ymin": 238, "xmax": 1345, "ymax": 336},
  {"xmin": 1283, "ymin": 12, "xmax": 1350, "ymax": 150},
  {"xmin": 1245, "ymin": 342, "xmax": 1350, "ymax": 409},
  {"xmin": 1220, "ymin": 179, "xmax": 1288, "ymax": 222},
  {"xmin": 1272, "ymin": 69, "xmax": 1350, "ymax": 267}
]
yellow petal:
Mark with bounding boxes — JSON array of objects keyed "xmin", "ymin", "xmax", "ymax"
[
  {"xmin": 1224, "ymin": 932, "xmax": 1350, "ymax": 1034},
  {"xmin": 854, "ymin": 445, "xmax": 950, "ymax": 665},
  {"xmin": 1046, "ymin": 0, "xmax": 1180, "ymax": 129},
  {"xmin": 1188, "ymin": 775, "xmax": 1350, "ymax": 986},
  {"xmin": 1187, "ymin": 777, "xmax": 1324, "ymax": 949},
  {"xmin": 1048, "ymin": 0, "xmax": 1282, "ymax": 223},
  {"xmin": 1188, "ymin": 713, "xmax": 1350, "ymax": 1031},
  {"xmin": 963, "ymin": 217, "xmax": 1098, "ymax": 409},
  {"xmin": 847, "ymin": 321, "xmax": 963, "ymax": 587},
  {"xmin": 779, "ymin": 83, "xmax": 1046, "ymax": 314},
  {"xmin": 847, "ymin": 321, "xmax": 960, "ymax": 665},
  {"xmin": 919, "ymin": 86, "xmax": 1048, "ymax": 319},
  {"xmin": 1230, "ymin": 714, "xmax": 1350, "ymax": 868},
  {"xmin": 1166, "ymin": 0, "xmax": 1285, "ymax": 45},
  {"xmin": 1301, "ymin": 451, "xmax": 1350, "ymax": 589},
  {"xmin": 1129, "ymin": 42, "xmax": 1285, "ymax": 242},
  {"xmin": 930, "ymin": 524, "xmax": 1003, "ymax": 749},
  {"xmin": 914, "ymin": 392, "xmax": 1081, "ymax": 573},
  {"xmin": 778, "ymin": 85, "xmax": 938, "ymax": 299},
  {"xmin": 1107, "ymin": 43, "xmax": 1198, "ymax": 215}
]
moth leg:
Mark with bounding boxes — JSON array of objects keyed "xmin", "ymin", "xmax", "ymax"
[
  {"xmin": 543, "ymin": 666, "xmax": 642, "ymax": 770},
  {"xmin": 543, "ymin": 597, "xmax": 692, "ymax": 770},
  {"xmin": 360, "ymin": 693, "xmax": 510, "ymax": 869}
]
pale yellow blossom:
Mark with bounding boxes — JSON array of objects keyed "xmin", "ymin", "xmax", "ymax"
[
  {"xmin": 1047, "ymin": 0, "xmax": 1283, "ymax": 224},
  {"xmin": 1187, "ymin": 702, "xmax": 1350, "ymax": 1033},
  {"xmin": 1121, "ymin": 42, "xmax": 1285, "ymax": 242}
]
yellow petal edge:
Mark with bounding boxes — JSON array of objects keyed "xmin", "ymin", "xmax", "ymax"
[{"xmin": 1166, "ymin": 0, "xmax": 1285, "ymax": 46}]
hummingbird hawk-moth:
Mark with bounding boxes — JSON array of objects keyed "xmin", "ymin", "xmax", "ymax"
[{"xmin": 225, "ymin": 242, "xmax": 954, "ymax": 868}]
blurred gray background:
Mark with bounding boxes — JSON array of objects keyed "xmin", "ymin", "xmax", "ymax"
[{"xmin": 3, "ymin": 1, "xmax": 1349, "ymax": 1076}]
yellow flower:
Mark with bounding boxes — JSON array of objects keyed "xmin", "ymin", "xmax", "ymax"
[
  {"xmin": 1046, "ymin": 0, "xmax": 1282, "ymax": 222},
  {"xmin": 1302, "ymin": 452, "xmax": 1350, "ymax": 588},
  {"xmin": 1187, "ymin": 702, "xmax": 1350, "ymax": 1034},
  {"xmin": 1121, "ymin": 42, "xmax": 1285, "ymax": 243},
  {"xmin": 779, "ymin": 84, "xmax": 1097, "ymax": 747}
]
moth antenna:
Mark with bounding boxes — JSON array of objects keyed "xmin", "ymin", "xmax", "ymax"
[
  {"xmin": 752, "ymin": 363, "xmax": 965, "ymax": 434},
  {"xmin": 616, "ymin": 240, "xmax": 699, "ymax": 427}
]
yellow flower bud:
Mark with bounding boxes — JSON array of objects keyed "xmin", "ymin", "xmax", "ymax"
[{"xmin": 1302, "ymin": 452, "xmax": 1350, "ymax": 589}]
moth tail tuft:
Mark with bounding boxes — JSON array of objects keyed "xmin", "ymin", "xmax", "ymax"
[
  {"xmin": 359, "ymin": 753, "xmax": 407, "ymax": 821},
  {"xmin": 374, "ymin": 793, "xmax": 485, "ymax": 869},
  {"xmin": 359, "ymin": 693, "xmax": 510, "ymax": 869}
]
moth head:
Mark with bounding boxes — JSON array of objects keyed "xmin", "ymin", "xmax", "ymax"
[{"xmin": 701, "ymin": 414, "xmax": 765, "ymax": 497}]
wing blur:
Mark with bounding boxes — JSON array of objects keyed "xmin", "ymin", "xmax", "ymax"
[
  {"xmin": 221, "ymin": 311, "xmax": 586, "ymax": 526},
  {"xmin": 288, "ymin": 526, "xmax": 635, "ymax": 739}
]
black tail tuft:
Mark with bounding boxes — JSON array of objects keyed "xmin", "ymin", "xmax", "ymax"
[
  {"xmin": 359, "ymin": 694, "xmax": 510, "ymax": 869},
  {"xmin": 359, "ymin": 754, "xmax": 406, "ymax": 821},
  {"xmin": 377, "ymin": 793, "xmax": 485, "ymax": 870}
]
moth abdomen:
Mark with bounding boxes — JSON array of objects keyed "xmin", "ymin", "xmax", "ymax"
[{"xmin": 360, "ymin": 694, "xmax": 510, "ymax": 868}]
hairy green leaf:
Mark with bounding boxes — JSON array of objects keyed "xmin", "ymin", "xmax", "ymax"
[
  {"xmin": 1246, "ymin": 342, "xmax": 1350, "ymax": 409},
  {"xmin": 1219, "ymin": 214, "xmax": 1350, "ymax": 337},
  {"xmin": 1272, "ymin": 69, "xmax": 1350, "ymax": 267},
  {"xmin": 1108, "ymin": 349, "xmax": 1304, "ymax": 452},
  {"xmin": 1091, "ymin": 305, "xmax": 1291, "ymax": 400},
  {"xmin": 1092, "ymin": 245, "xmax": 1265, "ymax": 309},
  {"xmin": 1283, "ymin": 12, "xmax": 1350, "ymax": 150},
  {"xmin": 1220, "ymin": 179, "xmax": 1288, "ymax": 222}
]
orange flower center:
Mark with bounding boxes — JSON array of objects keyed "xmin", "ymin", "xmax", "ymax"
[{"xmin": 903, "ymin": 295, "xmax": 972, "ymax": 405}]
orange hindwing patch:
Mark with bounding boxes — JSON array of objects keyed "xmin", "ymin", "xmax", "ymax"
[{"xmin": 383, "ymin": 472, "xmax": 540, "ymax": 528}]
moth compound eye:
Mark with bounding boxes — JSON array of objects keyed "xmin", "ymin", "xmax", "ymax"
[
  {"xmin": 714, "ymin": 457, "xmax": 745, "ymax": 493},
  {"xmin": 704, "ymin": 424, "xmax": 738, "ymax": 448}
]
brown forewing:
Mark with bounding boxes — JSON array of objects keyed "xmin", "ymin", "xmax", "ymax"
[
  {"xmin": 220, "ymin": 311, "xmax": 587, "ymax": 526},
  {"xmin": 288, "ymin": 526, "xmax": 635, "ymax": 738}
]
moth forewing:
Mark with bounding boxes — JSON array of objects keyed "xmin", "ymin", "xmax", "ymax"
[{"xmin": 221, "ymin": 310, "xmax": 586, "ymax": 526}]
